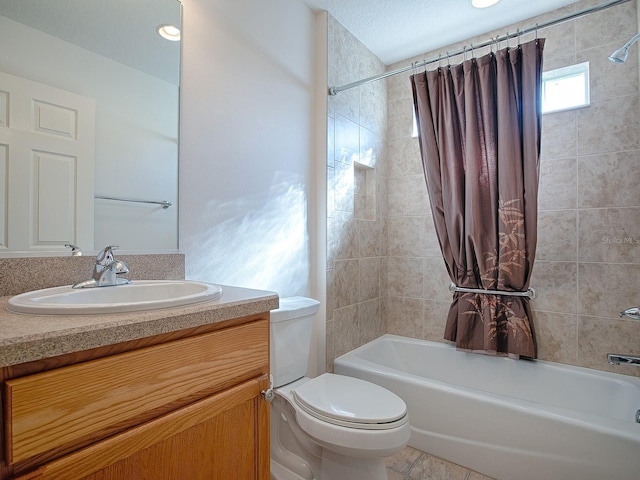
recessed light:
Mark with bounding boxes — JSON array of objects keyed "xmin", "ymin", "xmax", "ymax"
[
  {"xmin": 157, "ymin": 24, "xmax": 181, "ymax": 42},
  {"xmin": 471, "ymin": 0, "xmax": 501, "ymax": 8}
]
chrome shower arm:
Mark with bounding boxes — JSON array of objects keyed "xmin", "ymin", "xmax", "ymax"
[{"xmin": 609, "ymin": 32, "xmax": 640, "ymax": 63}]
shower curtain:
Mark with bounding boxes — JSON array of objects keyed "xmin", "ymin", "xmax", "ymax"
[{"xmin": 410, "ymin": 39, "xmax": 544, "ymax": 358}]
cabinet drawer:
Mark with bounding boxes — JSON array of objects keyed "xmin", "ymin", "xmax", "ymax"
[{"xmin": 5, "ymin": 318, "xmax": 268, "ymax": 467}]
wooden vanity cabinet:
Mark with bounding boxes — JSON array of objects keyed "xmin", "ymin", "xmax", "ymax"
[{"xmin": 1, "ymin": 314, "xmax": 271, "ymax": 480}]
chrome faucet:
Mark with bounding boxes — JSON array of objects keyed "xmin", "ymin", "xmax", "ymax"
[
  {"xmin": 65, "ymin": 243, "xmax": 83, "ymax": 256},
  {"xmin": 72, "ymin": 245, "xmax": 131, "ymax": 288},
  {"xmin": 620, "ymin": 307, "xmax": 640, "ymax": 320},
  {"xmin": 607, "ymin": 354, "xmax": 640, "ymax": 366}
]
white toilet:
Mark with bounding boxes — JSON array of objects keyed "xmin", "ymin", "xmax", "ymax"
[{"xmin": 269, "ymin": 297, "xmax": 410, "ymax": 480}]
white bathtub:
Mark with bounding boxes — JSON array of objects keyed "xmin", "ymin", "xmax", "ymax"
[{"xmin": 334, "ymin": 334, "xmax": 640, "ymax": 480}]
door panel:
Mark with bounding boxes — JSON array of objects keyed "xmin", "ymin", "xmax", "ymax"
[{"xmin": 0, "ymin": 71, "xmax": 95, "ymax": 252}]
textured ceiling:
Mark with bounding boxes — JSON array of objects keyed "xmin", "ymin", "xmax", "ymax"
[{"xmin": 301, "ymin": 0, "xmax": 581, "ymax": 65}]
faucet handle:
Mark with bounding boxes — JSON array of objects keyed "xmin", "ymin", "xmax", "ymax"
[
  {"xmin": 96, "ymin": 245, "xmax": 119, "ymax": 265},
  {"xmin": 620, "ymin": 307, "xmax": 640, "ymax": 320}
]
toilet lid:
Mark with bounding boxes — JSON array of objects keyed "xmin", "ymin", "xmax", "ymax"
[{"xmin": 292, "ymin": 373, "xmax": 407, "ymax": 430}]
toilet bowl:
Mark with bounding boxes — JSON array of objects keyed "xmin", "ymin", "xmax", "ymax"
[{"xmin": 269, "ymin": 297, "xmax": 410, "ymax": 480}]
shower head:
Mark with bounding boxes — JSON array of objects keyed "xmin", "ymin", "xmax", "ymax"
[{"xmin": 609, "ymin": 32, "xmax": 640, "ymax": 64}]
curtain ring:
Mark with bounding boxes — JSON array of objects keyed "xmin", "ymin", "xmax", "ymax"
[
  {"xmin": 438, "ymin": 53, "xmax": 442, "ymax": 69},
  {"xmin": 447, "ymin": 51, "xmax": 451, "ymax": 67},
  {"xmin": 470, "ymin": 43, "xmax": 474, "ymax": 60}
]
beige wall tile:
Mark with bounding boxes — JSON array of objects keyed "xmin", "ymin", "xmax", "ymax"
[
  {"xmin": 577, "ymin": 95, "xmax": 640, "ymax": 155},
  {"xmin": 359, "ymin": 298, "xmax": 385, "ymax": 343},
  {"xmin": 536, "ymin": 210, "xmax": 578, "ymax": 261},
  {"xmin": 387, "ymin": 256, "xmax": 425, "ymax": 298},
  {"xmin": 577, "ymin": 43, "xmax": 639, "ymax": 103},
  {"xmin": 357, "ymin": 218, "xmax": 384, "ymax": 257},
  {"xmin": 334, "ymin": 114, "xmax": 360, "ymax": 164},
  {"xmin": 388, "ymin": 96, "xmax": 415, "ymax": 141},
  {"xmin": 360, "ymin": 84, "xmax": 387, "ymax": 136},
  {"xmin": 423, "ymin": 257, "xmax": 452, "ymax": 303},
  {"xmin": 333, "ymin": 304, "xmax": 359, "ymax": 358},
  {"xmin": 531, "ymin": 311, "xmax": 578, "ymax": 364},
  {"xmin": 530, "ymin": 261, "xmax": 578, "ymax": 314},
  {"xmin": 540, "ymin": 110, "xmax": 576, "ymax": 160},
  {"xmin": 386, "ymin": 137, "xmax": 423, "ymax": 178},
  {"xmin": 384, "ymin": 296, "xmax": 425, "ymax": 336},
  {"xmin": 578, "ymin": 151, "xmax": 640, "ymax": 207},
  {"xmin": 421, "ymin": 300, "xmax": 452, "ymax": 342},
  {"xmin": 538, "ymin": 157, "xmax": 577, "ymax": 210},
  {"xmin": 333, "ymin": 259, "xmax": 359, "ymax": 308},
  {"xmin": 359, "ymin": 257, "xmax": 381, "ymax": 302},
  {"xmin": 328, "ymin": 211, "xmax": 357, "ymax": 262},
  {"xmin": 578, "ymin": 315, "xmax": 640, "ymax": 376},
  {"xmin": 386, "ymin": 216, "xmax": 429, "ymax": 257},
  {"xmin": 575, "ymin": 0, "xmax": 637, "ymax": 51},
  {"xmin": 579, "ymin": 262, "xmax": 640, "ymax": 318},
  {"xmin": 579, "ymin": 207, "xmax": 640, "ymax": 263}
]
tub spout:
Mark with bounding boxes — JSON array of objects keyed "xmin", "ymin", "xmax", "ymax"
[{"xmin": 607, "ymin": 353, "xmax": 640, "ymax": 366}]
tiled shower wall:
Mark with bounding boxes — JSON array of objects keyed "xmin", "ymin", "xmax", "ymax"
[
  {"xmin": 384, "ymin": 0, "xmax": 640, "ymax": 377},
  {"xmin": 327, "ymin": 0, "xmax": 640, "ymax": 377},
  {"xmin": 326, "ymin": 17, "xmax": 388, "ymax": 370}
]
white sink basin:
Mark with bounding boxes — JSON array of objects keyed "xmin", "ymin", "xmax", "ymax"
[{"xmin": 7, "ymin": 280, "xmax": 223, "ymax": 315}]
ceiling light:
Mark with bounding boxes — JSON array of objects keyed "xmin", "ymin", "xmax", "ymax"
[
  {"xmin": 471, "ymin": 0, "xmax": 501, "ymax": 8},
  {"xmin": 157, "ymin": 24, "xmax": 181, "ymax": 42}
]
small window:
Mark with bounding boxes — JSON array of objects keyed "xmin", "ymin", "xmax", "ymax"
[{"xmin": 542, "ymin": 62, "xmax": 590, "ymax": 114}]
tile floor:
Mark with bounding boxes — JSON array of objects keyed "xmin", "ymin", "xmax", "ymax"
[{"xmin": 385, "ymin": 446, "xmax": 495, "ymax": 480}]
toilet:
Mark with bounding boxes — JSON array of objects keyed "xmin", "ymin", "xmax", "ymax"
[{"xmin": 269, "ymin": 297, "xmax": 410, "ymax": 480}]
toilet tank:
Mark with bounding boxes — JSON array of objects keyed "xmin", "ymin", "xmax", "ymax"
[{"xmin": 270, "ymin": 296, "xmax": 320, "ymax": 388}]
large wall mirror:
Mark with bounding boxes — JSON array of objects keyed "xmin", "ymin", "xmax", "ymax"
[{"xmin": 0, "ymin": 0, "xmax": 181, "ymax": 256}]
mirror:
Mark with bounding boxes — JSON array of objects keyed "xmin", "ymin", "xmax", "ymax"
[{"xmin": 0, "ymin": 0, "xmax": 181, "ymax": 255}]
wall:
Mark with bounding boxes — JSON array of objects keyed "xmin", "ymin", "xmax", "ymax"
[
  {"xmin": 384, "ymin": 0, "xmax": 640, "ymax": 376},
  {"xmin": 325, "ymin": 17, "xmax": 388, "ymax": 370},
  {"xmin": 179, "ymin": 0, "xmax": 326, "ymax": 372},
  {"xmin": 0, "ymin": 15, "xmax": 179, "ymax": 252}
]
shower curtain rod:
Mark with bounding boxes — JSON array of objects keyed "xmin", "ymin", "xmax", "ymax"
[{"xmin": 328, "ymin": 0, "xmax": 631, "ymax": 95}]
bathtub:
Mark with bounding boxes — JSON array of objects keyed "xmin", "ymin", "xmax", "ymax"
[{"xmin": 334, "ymin": 334, "xmax": 640, "ymax": 480}]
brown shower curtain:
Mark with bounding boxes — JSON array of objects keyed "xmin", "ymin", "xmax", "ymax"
[{"xmin": 410, "ymin": 39, "xmax": 544, "ymax": 358}]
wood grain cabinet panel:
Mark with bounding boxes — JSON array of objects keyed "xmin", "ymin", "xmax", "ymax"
[
  {"xmin": 24, "ymin": 376, "xmax": 270, "ymax": 480},
  {"xmin": 4, "ymin": 319, "xmax": 269, "ymax": 471}
]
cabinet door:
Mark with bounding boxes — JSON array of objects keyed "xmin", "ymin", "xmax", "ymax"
[{"xmin": 24, "ymin": 376, "xmax": 270, "ymax": 480}]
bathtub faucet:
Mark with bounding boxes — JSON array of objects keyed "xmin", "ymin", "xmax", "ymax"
[
  {"xmin": 607, "ymin": 353, "xmax": 640, "ymax": 366},
  {"xmin": 619, "ymin": 307, "xmax": 640, "ymax": 320}
]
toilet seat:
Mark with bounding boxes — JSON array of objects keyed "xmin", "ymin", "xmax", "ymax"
[{"xmin": 292, "ymin": 373, "xmax": 407, "ymax": 430}]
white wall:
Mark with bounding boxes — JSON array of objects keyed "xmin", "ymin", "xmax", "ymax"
[
  {"xmin": 180, "ymin": 0, "xmax": 322, "ymax": 299},
  {"xmin": 0, "ymin": 16, "xmax": 179, "ymax": 252}
]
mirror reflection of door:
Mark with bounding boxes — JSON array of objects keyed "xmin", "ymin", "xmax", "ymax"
[{"xmin": 0, "ymin": 71, "xmax": 95, "ymax": 253}]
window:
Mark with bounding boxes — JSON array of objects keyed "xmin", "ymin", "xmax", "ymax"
[{"xmin": 541, "ymin": 62, "xmax": 590, "ymax": 114}]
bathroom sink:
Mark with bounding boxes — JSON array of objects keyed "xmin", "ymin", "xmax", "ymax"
[{"xmin": 6, "ymin": 280, "xmax": 223, "ymax": 315}]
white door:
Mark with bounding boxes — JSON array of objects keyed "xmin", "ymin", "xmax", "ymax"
[{"xmin": 0, "ymin": 71, "xmax": 95, "ymax": 254}]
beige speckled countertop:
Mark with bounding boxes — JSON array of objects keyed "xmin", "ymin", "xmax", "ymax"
[{"xmin": 0, "ymin": 285, "xmax": 278, "ymax": 367}]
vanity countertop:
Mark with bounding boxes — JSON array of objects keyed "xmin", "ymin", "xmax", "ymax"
[{"xmin": 0, "ymin": 285, "xmax": 278, "ymax": 367}]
